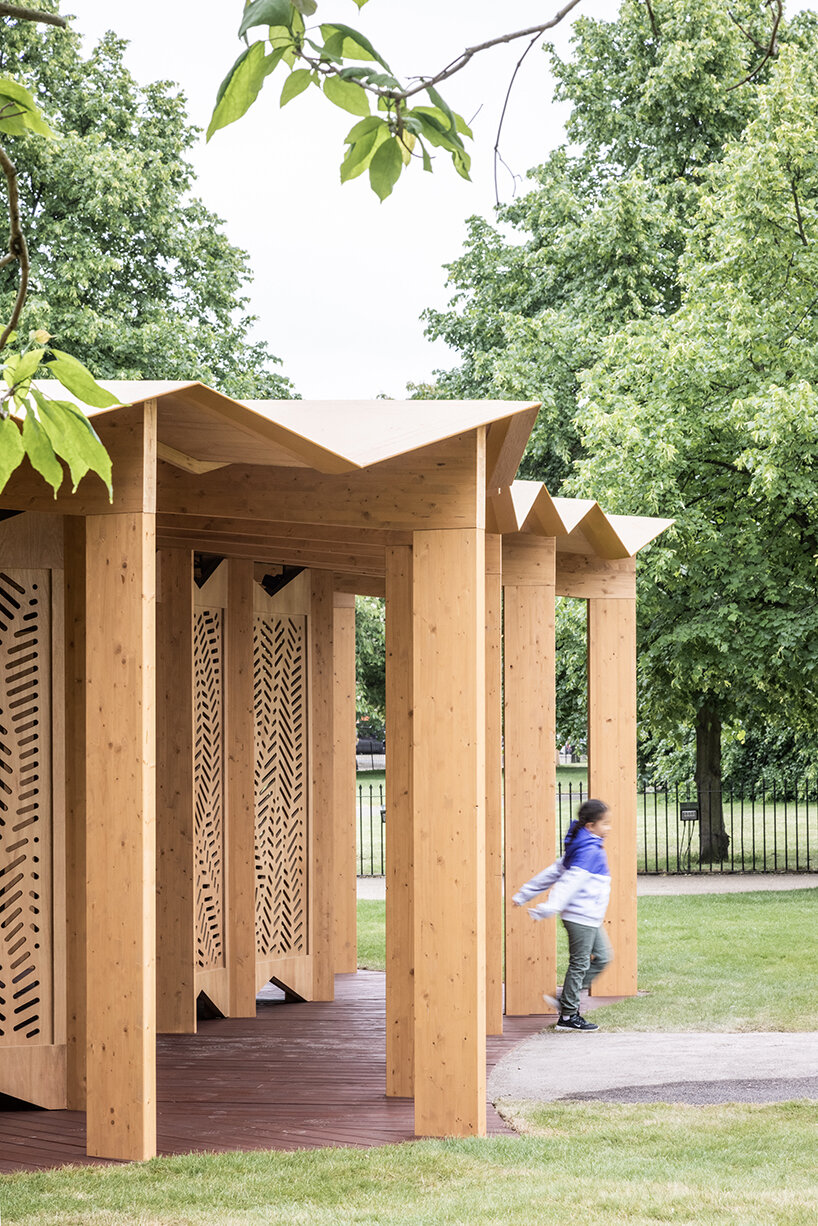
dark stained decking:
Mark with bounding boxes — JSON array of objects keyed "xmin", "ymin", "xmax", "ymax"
[{"xmin": 0, "ymin": 972, "xmax": 553, "ymax": 1174}]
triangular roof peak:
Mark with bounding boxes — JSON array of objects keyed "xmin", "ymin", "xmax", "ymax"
[{"xmin": 39, "ymin": 380, "xmax": 539, "ymax": 476}]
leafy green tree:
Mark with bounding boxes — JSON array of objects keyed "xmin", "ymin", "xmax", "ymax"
[
  {"xmin": 355, "ymin": 596, "xmax": 385, "ymax": 734},
  {"xmin": 423, "ymin": 0, "xmax": 789, "ymax": 489},
  {"xmin": 572, "ymin": 38, "xmax": 818, "ymax": 858},
  {"xmin": 0, "ymin": 12, "xmax": 293, "ymax": 399}
]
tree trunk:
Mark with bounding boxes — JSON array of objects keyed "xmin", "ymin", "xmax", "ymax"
[{"xmin": 695, "ymin": 703, "xmax": 729, "ymax": 863}]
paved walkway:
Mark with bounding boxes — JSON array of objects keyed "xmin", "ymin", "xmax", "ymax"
[
  {"xmin": 361, "ymin": 874, "xmax": 818, "ymax": 1108},
  {"xmin": 488, "ymin": 1030, "xmax": 818, "ymax": 1106},
  {"xmin": 357, "ymin": 873, "xmax": 818, "ymax": 900}
]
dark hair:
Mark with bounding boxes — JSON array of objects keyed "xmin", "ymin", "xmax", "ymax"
[
  {"xmin": 566, "ymin": 799, "xmax": 609, "ymax": 851},
  {"xmin": 577, "ymin": 798, "xmax": 609, "ymax": 828}
]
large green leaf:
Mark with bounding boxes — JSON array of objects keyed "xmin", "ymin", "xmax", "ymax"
[
  {"xmin": 369, "ymin": 137, "xmax": 403, "ymax": 201},
  {"xmin": 238, "ymin": 0, "xmax": 293, "ymax": 39},
  {"xmin": 208, "ymin": 43, "xmax": 284, "ymax": 139},
  {"xmin": 340, "ymin": 121, "xmax": 388, "ymax": 182},
  {"xmin": 323, "ymin": 75, "xmax": 370, "ymax": 117},
  {"xmin": 0, "ymin": 77, "xmax": 55, "ymax": 139},
  {"xmin": 22, "ymin": 409, "xmax": 62, "ymax": 495},
  {"xmin": 32, "ymin": 391, "xmax": 112, "ymax": 494},
  {"xmin": 291, "ymin": 0, "xmax": 318, "ymax": 13},
  {"xmin": 4, "ymin": 348, "xmax": 45, "ymax": 389},
  {"xmin": 0, "ymin": 415, "xmax": 25, "ymax": 492},
  {"xmin": 46, "ymin": 350, "xmax": 120, "ymax": 409},
  {"xmin": 320, "ymin": 24, "xmax": 390, "ymax": 70},
  {"xmin": 280, "ymin": 68, "xmax": 313, "ymax": 107}
]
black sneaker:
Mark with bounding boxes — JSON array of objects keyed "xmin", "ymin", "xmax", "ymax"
[{"xmin": 554, "ymin": 1013, "xmax": 598, "ymax": 1032}]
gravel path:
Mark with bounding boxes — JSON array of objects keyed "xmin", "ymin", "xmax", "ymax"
[{"xmin": 357, "ymin": 873, "xmax": 818, "ymax": 900}]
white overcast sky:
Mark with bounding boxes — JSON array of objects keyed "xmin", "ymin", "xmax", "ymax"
[{"xmin": 65, "ymin": 1, "xmax": 808, "ymax": 398}]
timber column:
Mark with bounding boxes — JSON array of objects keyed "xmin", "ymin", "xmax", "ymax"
[
  {"xmin": 332, "ymin": 591, "xmax": 357, "ymax": 974},
  {"xmin": 502, "ymin": 536, "xmax": 557, "ymax": 1015},
  {"xmin": 85, "ymin": 400, "xmax": 157, "ymax": 1161},
  {"xmin": 412, "ymin": 527, "xmax": 486, "ymax": 1136},
  {"xmin": 385, "ymin": 545, "xmax": 413, "ymax": 1097},
  {"xmin": 484, "ymin": 534, "xmax": 504, "ymax": 1035},
  {"xmin": 587, "ymin": 572, "xmax": 638, "ymax": 997}
]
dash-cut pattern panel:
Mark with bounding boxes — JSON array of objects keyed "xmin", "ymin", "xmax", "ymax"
[
  {"xmin": 193, "ymin": 608, "xmax": 225, "ymax": 971},
  {"xmin": 253, "ymin": 615, "xmax": 308, "ymax": 960},
  {"xmin": 0, "ymin": 570, "xmax": 52, "ymax": 1047}
]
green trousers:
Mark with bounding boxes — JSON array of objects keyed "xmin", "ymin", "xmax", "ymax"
[{"xmin": 560, "ymin": 920, "xmax": 613, "ymax": 1017}]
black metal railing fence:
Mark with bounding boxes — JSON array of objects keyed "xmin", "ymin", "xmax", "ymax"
[{"xmin": 356, "ymin": 779, "xmax": 817, "ymax": 876}]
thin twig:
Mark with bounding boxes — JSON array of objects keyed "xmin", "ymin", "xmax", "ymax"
[
  {"xmin": 791, "ymin": 179, "xmax": 808, "ymax": 247},
  {"xmin": 0, "ymin": 142, "xmax": 30, "ymax": 350},
  {"xmin": 493, "ymin": 32, "xmax": 540, "ymax": 205},
  {"xmin": 0, "ymin": 3, "xmax": 66, "ymax": 28},
  {"xmin": 727, "ymin": 7, "xmax": 767, "ymax": 53},
  {"xmin": 643, "ymin": 0, "xmax": 660, "ymax": 39},
  {"xmin": 727, "ymin": 0, "xmax": 782, "ymax": 91},
  {"xmin": 400, "ymin": 0, "xmax": 584, "ymax": 101}
]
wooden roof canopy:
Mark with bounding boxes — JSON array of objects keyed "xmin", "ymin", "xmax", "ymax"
[{"xmin": 13, "ymin": 381, "xmax": 671, "ymax": 572}]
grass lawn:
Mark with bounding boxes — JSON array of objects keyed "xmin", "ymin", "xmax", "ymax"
[
  {"xmin": 2, "ymin": 891, "xmax": 816, "ymax": 1223},
  {"xmin": 1, "ymin": 1103, "xmax": 816, "ymax": 1224},
  {"xmin": 356, "ymin": 890, "xmax": 818, "ymax": 1031}
]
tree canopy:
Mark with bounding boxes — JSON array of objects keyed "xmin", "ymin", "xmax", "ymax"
[
  {"xmin": 0, "ymin": 13, "xmax": 294, "ymax": 398},
  {"xmin": 424, "ymin": 0, "xmax": 818, "ymax": 856}
]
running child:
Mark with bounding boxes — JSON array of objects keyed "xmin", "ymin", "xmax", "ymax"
[{"xmin": 513, "ymin": 798, "xmax": 613, "ymax": 1032}]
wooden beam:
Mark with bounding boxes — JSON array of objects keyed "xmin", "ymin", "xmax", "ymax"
[
  {"xmin": 0, "ymin": 403, "xmax": 157, "ymax": 516},
  {"xmin": 159, "ymin": 514, "xmax": 411, "ymax": 549},
  {"xmin": 157, "ymin": 531, "xmax": 385, "ymax": 576},
  {"xmin": 588, "ymin": 596, "xmax": 638, "ymax": 998},
  {"xmin": 85, "ymin": 512, "xmax": 156, "ymax": 1161},
  {"xmin": 157, "ymin": 432, "xmax": 486, "ymax": 533},
  {"xmin": 413, "ymin": 529, "xmax": 486, "ymax": 1137},
  {"xmin": 225, "ymin": 559, "xmax": 257, "ymax": 1017},
  {"xmin": 310, "ymin": 570, "xmax": 335, "ymax": 1000},
  {"xmin": 485, "ymin": 535, "xmax": 503, "ymax": 1036},
  {"xmin": 334, "ymin": 573, "xmax": 386, "ymax": 597},
  {"xmin": 333, "ymin": 592, "xmax": 357, "ymax": 974},
  {"xmin": 385, "ymin": 545, "xmax": 413, "ymax": 1098},
  {"xmin": 556, "ymin": 553, "xmax": 636, "ymax": 599},
  {"xmin": 503, "ymin": 536, "xmax": 557, "ymax": 1016},
  {"xmin": 64, "ymin": 518, "xmax": 86, "ymax": 1109},
  {"xmin": 156, "ymin": 549, "xmax": 196, "ymax": 1033}
]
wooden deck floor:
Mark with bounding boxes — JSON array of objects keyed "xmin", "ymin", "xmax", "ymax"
[{"xmin": 0, "ymin": 972, "xmax": 552, "ymax": 1173}]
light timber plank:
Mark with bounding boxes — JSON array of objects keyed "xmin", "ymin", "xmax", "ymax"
[
  {"xmin": 160, "ymin": 514, "xmax": 412, "ymax": 549},
  {"xmin": 225, "ymin": 559, "xmax": 257, "ymax": 1017},
  {"xmin": 0, "ymin": 1045, "xmax": 66, "ymax": 1109},
  {"xmin": 503, "ymin": 537, "xmax": 557, "ymax": 1016},
  {"xmin": 385, "ymin": 546, "xmax": 414, "ymax": 1098},
  {"xmin": 0, "ymin": 404, "xmax": 156, "ymax": 516},
  {"xmin": 556, "ymin": 553, "xmax": 636, "ymax": 599},
  {"xmin": 333, "ymin": 593, "xmax": 357, "ymax": 974},
  {"xmin": 85, "ymin": 512, "xmax": 156, "ymax": 1161},
  {"xmin": 51, "ymin": 568, "xmax": 67, "ymax": 1049},
  {"xmin": 158, "ymin": 531, "xmax": 385, "ymax": 576},
  {"xmin": 0, "ymin": 511, "xmax": 63, "ymax": 566},
  {"xmin": 334, "ymin": 573, "xmax": 386, "ymax": 597},
  {"xmin": 156, "ymin": 549, "xmax": 196, "ymax": 1034},
  {"xmin": 588, "ymin": 596, "xmax": 638, "ymax": 997},
  {"xmin": 63, "ymin": 519, "xmax": 86, "ymax": 1109},
  {"xmin": 157, "ymin": 433, "xmax": 485, "ymax": 533},
  {"xmin": 484, "ymin": 535, "xmax": 503, "ymax": 1036},
  {"xmin": 310, "ymin": 571, "xmax": 335, "ymax": 1001},
  {"xmin": 413, "ymin": 529, "xmax": 486, "ymax": 1137}
]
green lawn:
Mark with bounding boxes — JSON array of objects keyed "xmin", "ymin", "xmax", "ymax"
[
  {"xmin": 2, "ymin": 1104, "xmax": 815, "ymax": 1224},
  {"xmin": 2, "ymin": 891, "xmax": 816, "ymax": 1223},
  {"xmin": 356, "ymin": 890, "xmax": 818, "ymax": 1031}
]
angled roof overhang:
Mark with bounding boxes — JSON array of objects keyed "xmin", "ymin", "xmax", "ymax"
[{"xmin": 36, "ymin": 380, "xmax": 540, "ymax": 477}]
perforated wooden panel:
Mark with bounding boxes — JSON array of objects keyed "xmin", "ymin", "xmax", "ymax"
[
  {"xmin": 194, "ymin": 608, "xmax": 226, "ymax": 971},
  {"xmin": 0, "ymin": 570, "xmax": 53, "ymax": 1047},
  {"xmin": 254, "ymin": 615, "xmax": 308, "ymax": 960}
]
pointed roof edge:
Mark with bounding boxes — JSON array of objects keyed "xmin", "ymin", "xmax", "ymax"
[
  {"xmin": 504, "ymin": 481, "xmax": 673, "ymax": 557},
  {"xmin": 42, "ymin": 380, "xmax": 540, "ymax": 475}
]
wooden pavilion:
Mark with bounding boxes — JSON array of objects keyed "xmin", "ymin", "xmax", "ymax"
[{"xmin": 0, "ymin": 384, "xmax": 670, "ymax": 1162}]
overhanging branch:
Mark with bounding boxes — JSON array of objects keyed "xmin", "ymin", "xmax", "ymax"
[{"xmin": 0, "ymin": 3, "xmax": 67, "ymax": 28}]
